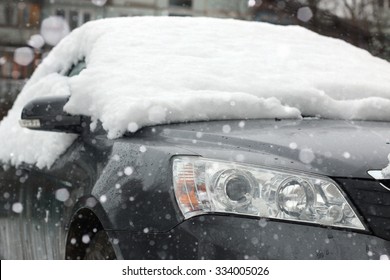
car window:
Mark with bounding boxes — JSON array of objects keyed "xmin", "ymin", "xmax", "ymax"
[{"xmin": 67, "ymin": 60, "xmax": 86, "ymax": 77}]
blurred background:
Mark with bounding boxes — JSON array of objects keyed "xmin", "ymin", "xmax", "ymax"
[{"xmin": 0, "ymin": 0, "xmax": 389, "ymax": 120}]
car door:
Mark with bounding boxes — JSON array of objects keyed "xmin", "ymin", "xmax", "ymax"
[{"xmin": 0, "ymin": 60, "xmax": 94, "ymax": 259}]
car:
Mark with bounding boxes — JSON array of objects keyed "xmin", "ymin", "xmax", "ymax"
[{"xmin": 0, "ymin": 17, "xmax": 389, "ymax": 260}]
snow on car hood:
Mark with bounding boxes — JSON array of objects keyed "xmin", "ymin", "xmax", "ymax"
[{"xmin": 1, "ymin": 17, "xmax": 390, "ymax": 168}]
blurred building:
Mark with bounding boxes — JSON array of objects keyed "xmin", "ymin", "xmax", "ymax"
[
  {"xmin": 0, "ymin": 0, "xmax": 250, "ymax": 119},
  {"xmin": 0, "ymin": 0, "xmax": 43, "ymax": 118},
  {"xmin": 250, "ymin": 0, "xmax": 390, "ymax": 61},
  {"xmin": 319, "ymin": 0, "xmax": 390, "ymax": 58},
  {"xmin": 43, "ymin": 0, "xmax": 250, "ymax": 22}
]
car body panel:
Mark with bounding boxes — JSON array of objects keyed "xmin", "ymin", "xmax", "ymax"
[
  {"xmin": 113, "ymin": 215, "xmax": 390, "ymax": 260},
  {"xmin": 1, "ymin": 118, "xmax": 389, "ymax": 259},
  {"xmin": 154, "ymin": 119, "xmax": 390, "ymax": 179}
]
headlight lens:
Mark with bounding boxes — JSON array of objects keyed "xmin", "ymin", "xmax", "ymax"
[{"xmin": 173, "ymin": 156, "xmax": 365, "ymax": 230}]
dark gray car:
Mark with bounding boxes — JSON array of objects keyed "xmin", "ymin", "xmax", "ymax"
[{"xmin": 0, "ymin": 95, "xmax": 389, "ymax": 259}]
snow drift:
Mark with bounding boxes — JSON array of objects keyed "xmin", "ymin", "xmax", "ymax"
[{"xmin": 1, "ymin": 17, "xmax": 390, "ymax": 168}]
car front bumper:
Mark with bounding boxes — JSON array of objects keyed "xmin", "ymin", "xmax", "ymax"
[{"xmin": 112, "ymin": 215, "xmax": 390, "ymax": 260}]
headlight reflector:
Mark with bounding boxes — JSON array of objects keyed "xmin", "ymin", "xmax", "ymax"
[
  {"xmin": 173, "ymin": 157, "xmax": 365, "ymax": 230},
  {"xmin": 276, "ymin": 177, "xmax": 314, "ymax": 218}
]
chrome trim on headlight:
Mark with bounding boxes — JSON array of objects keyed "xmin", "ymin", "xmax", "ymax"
[{"xmin": 173, "ymin": 156, "xmax": 366, "ymax": 230}]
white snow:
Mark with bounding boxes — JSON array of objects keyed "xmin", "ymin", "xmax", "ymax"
[
  {"xmin": 13, "ymin": 47, "xmax": 34, "ymax": 66},
  {"xmin": 381, "ymin": 154, "xmax": 390, "ymax": 178},
  {"xmin": 11, "ymin": 202, "xmax": 23, "ymax": 213},
  {"xmin": 55, "ymin": 188, "xmax": 70, "ymax": 202},
  {"xmin": 81, "ymin": 234, "xmax": 90, "ymax": 244},
  {"xmin": 289, "ymin": 142, "xmax": 298, "ymax": 150},
  {"xmin": 27, "ymin": 34, "xmax": 45, "ymax": 49},
  {"xmin": 86, "ymin": 197, "xmax": 97, "ymax": 208},
  {"xmin": 91, "ymin": 0, "xmax": 107, "ymax": 7},
  {"xmin": 297, "ymin": 7, "xmax": 313, "ymax": 22},
  {"xmin": 342, "ymin": 152, "xmax": 351, "ymax": 159},
  {"xmin": 127, "ymin": 122, "xmax": 139, "ymax": 133},
  {"xmin": 247, "ymin": 0, "xmax": 256, "ymax": 7},
  {"xmin": 139, "ymin": 146, "xmax": 147, "ymax": 153},
  {"xmin": 99, "ymin": 195, "xmax": 107, "ymax": 203},
  {"xmin": 222, "ymin": 125, "xmax": 231, "ymax": 134},
  {"xmin": 124, "ymin": 166, "xmax": 133, "ymax": 176},
  {"xmin": 238, "ymin": 121, "xmax": 245, "ymax": 128},
  {"xmin": 40, "ymin": 16, "xmax": 70, "ymax": 46},
  {"xmin": 299, "ymin": 148, "xmax": 315, "ymax": 164},
  {"xmin": 1, "ymin": 17, "xmax": 390, "ymax": 168}
]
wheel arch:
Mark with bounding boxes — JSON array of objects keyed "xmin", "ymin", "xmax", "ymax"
[{"xmin": 64, "ymin": 196, "xmax": 120, "ymax": 259}]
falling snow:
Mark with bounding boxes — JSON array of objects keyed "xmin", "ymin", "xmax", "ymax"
[
  {"xmin": 81, "ymin": 234, "xmax": 90, "ymax": 244},
  {"xmin": 55, "ymin": 188, "xmax": 70, "ymax": 202},
  {"xmin": 40, "ymin": 16, "xmax": 70, "ymax": 46},
  {"xmin": 297, "ymin": 7, "xmax": 313, "ymax": 22},
  {"xmin": 99, "ymin": 195, "xmax": 107, "ymax": 203},
  {"xmin": 299, "ymin": 148, "xmax": 315, "ymax": 164},
  {"xmin": 11, "ymin": 202, "xmax": 23, "ymax": 213},
  {"xmin": 13, "ymin": 47, "xmax": 34, "ymax": 66},
  {"xmin": 139, "ymin": 146, "xmax": 147, "ymax": 153},
  {"xmin": 112, "ymin": 154, "xmax": 120, "ymax": 161},
  {"xmin": 289, "ymin": 142, "xmax": 298, "ymax": 150},
  {"xmin": 127, "ymin": 122, "xmax": 139, "ymax": 133},
  {"xmin": 124, "ymin": 166, "xmax": 133, "ymax": 176},
  {"xmin": 247, "ymin": 0, "xmax": 256, "ymax": 7},
  {"xmin": 86, "ymin": 197, "xmax": 97, "ymax": 208},
  {"xmin": 91, "ymin": 0, "xmax": 107, "ymax": 7},
  {"xmin": 342, "ymin": 152, "xmax": 351, "ymax": 159},
  {"xmin": 28, "ymin": 34, "xmax": 45, "ymax": 49},
  {"xmin": 222, "ymin": 125, "xmax": 231, "ymax": 134}
]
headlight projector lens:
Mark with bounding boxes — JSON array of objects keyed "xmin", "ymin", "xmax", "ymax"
[
  {"xmin": 276, "ymin": 177, "xmax": 315, "ymax": 217},
  {"xmin": 225, "ymin": 174, "xmax": 252, "ymax": 202},
  {"xmin": 215, "ymin": 169, "xmax": 255, "ymax": 208}
]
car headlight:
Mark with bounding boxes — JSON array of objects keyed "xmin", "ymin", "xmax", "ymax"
[{"xmin": 172, "ymin": 156, "xmax": 365, "ymax": 230}]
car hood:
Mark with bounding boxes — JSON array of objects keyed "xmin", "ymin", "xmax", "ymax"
[{"xmin": 152, "ymin": 119, "xmax": 390, "ymax": 179}]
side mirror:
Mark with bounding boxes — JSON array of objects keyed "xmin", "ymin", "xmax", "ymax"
[{"xmin": 19, "ymin": 96, "xmax": 83, "ymax": 134}]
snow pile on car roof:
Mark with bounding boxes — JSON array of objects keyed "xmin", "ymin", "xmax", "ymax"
[{"xmin": 1, "ymin": 17, "xmax": 390, "ymax": 168}]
